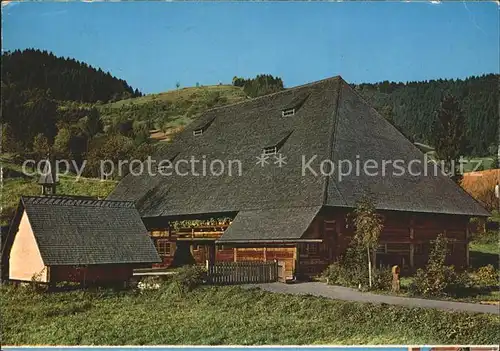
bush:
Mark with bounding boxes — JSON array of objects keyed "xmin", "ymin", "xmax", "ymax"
[
  {"xmin": 137, "ymin": 276, "xmax": 162, "ymax": 292},
  {"xmin": 474, "ymin": 265, "xmax": 498, "ymax": 287},
  {"xmin": 409, "ymin": 265, "xmax": 458, "ymax": 297},
  {"xmin": 371, "ymin": 267, "xmax": 393, "ymax": 291},
  {"xmin": 408, "ymin": 234, "xmax": 466, "ymax": 297},
  {"xmin": 169, "ymin": 265, "xmax": 206, "ymax": 295},
  {"xmin": 323, "ymin": 245, "xmax": 365, "ymax": 288}
]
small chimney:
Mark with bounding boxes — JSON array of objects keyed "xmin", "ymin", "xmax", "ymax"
[{"xmin": 38, "ymin": 155, "xmax": 57, "ymax": 195}]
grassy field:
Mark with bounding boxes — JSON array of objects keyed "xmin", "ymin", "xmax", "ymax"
[
  {"xmin": 1, "ymin": 160, "xmax": 117, "ymax": 225},
  {"xmin": 105, "ymin": 85, "xmax": 247, "ymax": 109},
  {"xmin": 462, "ymin": 156, "xmax": 497, "ymax": 172},
  {"xmin": 100, "ymin": 85, "xmax": 248, "ymax": 132},
  {"xmin": 2, "ymin": 284, "xmax": 499, "ymax": 345}
]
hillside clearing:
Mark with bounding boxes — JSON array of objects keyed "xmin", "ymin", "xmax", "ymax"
[
  {"xmin": 98, "ymin": 85, "xmax": 249, "ymax": 136},
  {"xmin": 105, "ymin": 85, "xmax": 247, "ymax": 109},
  {"xmin": 1, "ymin": 161, "xmax": 117, "ymax": 226}
]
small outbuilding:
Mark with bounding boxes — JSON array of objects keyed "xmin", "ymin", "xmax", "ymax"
[{"xmin": 1, "ymin": 196, "xmax": 161, "ymax": 286}]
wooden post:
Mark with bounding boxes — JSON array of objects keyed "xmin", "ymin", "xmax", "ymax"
[
  {"xmin": 465, "ymin": 225, "xmax": 470, "ymax": 267},
  {"xmin": 409, "ymin": 217, "xmax": 415, "ymax": 240},
  {"xmin": 233, "ymin": 247, "xmax": 237, "ymax": 262},
  {"xmin": 293, "ymin": 245, "xmax": 298, "ymax": 278},
  {"xmin": 391, "ymin": 265, "xmax": 400, "ymax": 292},
  {"xmin": 409, "ymin": 216, "xmax": 415, "ymax": 269},
  {"xmin": 409, "ymin": 243, "xmax": 415, "ymax": 268},
  {"xmin": 263, "ymin": 247, "xmax": 267, "ymax": 261}
]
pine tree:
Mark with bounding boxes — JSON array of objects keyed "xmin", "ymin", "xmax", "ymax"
[{"xmin": 432, "ymin": 95, "xmax": 467, "ymax": 182}]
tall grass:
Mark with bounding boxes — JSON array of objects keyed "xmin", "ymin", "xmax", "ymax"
[{"xmin": 1, "ymin": 284, "xmax": 498, "ymax": 345}]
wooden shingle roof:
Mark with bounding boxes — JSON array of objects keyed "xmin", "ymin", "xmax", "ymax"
[
  {"xmin": 217, "ymin": 206, "xmax": 321, "ymax": 243},
  {"xmin": 14, "ymin": 196, "xmax": 160, "ymax": 266},
  {"xmin": 108, "ymin": 76, "xmax": 489, "ymax": 241}
]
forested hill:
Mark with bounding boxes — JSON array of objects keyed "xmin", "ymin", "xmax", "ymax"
[
  {"xmin": 1, "ymin": 49, "xmax": 142, "ymax": 103},
  {"xmin": 354, "ymin": 74, "xmax": 498, "ymax": 157}
]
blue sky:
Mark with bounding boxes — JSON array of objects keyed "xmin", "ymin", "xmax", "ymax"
[{"xmin": 2, "ymin": 1, "xmax": 499, "ymax": 94}]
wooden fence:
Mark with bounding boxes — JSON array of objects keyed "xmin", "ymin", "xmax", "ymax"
[{"xmin": 206, "ymin": 260, "xmax": 284, "ymax": 284}]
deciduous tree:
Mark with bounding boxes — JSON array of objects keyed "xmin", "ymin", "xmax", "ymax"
[{"xmin": 351, "ymin": 197, "xmax": 384, "ymax": 288}]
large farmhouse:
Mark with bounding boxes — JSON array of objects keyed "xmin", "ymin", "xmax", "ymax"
[{"xmin": 105, "ymin": 76, "xmax": 488, "ymax": 278}]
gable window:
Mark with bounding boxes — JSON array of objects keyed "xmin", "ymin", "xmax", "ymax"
[
  {"xmin": 263, "ymin": 146, "xmax": 278, "ymax": 155},
  {"xmin": 193, "ymin": 129, "xmax": 203, "ymax": 136},
  {"xmin": 281, "ymin": 108, "xmax": 295, "ymax": 117}
]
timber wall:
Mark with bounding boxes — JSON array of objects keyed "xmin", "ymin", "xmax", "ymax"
[
  {"xmin": 146, "ymin": 209, "xmax": 472, "ymax": 277},
  {"xmin": 50, "ymin": 264, "xmax": 136, "ymax": 285}
]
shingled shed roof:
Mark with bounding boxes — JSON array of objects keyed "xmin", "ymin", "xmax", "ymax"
[
  {"xmin": 217, "ymin": 206, "xmax": 321, "ymax": 243},
  {"xmin": 8, "ymin": 196, "xmax": 160, "ymax": 266},
  {"xmin": 108, "ymin": 76, "xmax": 489, "ymax": 241}
]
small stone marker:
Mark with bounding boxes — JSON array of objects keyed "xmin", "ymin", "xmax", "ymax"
[{"xmin": 391, "ymin": 265, "xmax": 400, "ymax": 293}]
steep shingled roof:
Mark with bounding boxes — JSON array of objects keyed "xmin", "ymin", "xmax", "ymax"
[
  {"xmin": 7, "ymin": 196, "xmax": 161, "ymax": 266},
  {"xmin": 108, "ymin": 76, "xmax": 489, "ymax": 239},
  {"xmin": 109, "ymin": 77, "xmax": 340, "ymax": 216}
]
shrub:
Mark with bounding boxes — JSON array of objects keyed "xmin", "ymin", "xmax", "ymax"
[
  {"xmin": 408, "ymin": 234, "xmax": 463, "ymax": 297},
  {"xmin": 323, "ymin": 245, "xmax": 373, "ymax": 289},
  {"xmin": 137, "ymin": 276, "xmax": 162, "ymax": 292},
  {"xmin": 28, "ymin": 268, "xmax": 48, "ymax": 293},
  {"xmin": 409, "ymin": 265, "xmax": 458, "ymax": 297},
  {"xmin": 169, "ymin": 265, "xmax": 206, "ymax": 295},
  {"xmin": 371, "ymin": 267, "xmax": 393, "ymax": 291},
  {"xmin": 474, "ymin": 265, "xmax": 498, "ymax": 287}
]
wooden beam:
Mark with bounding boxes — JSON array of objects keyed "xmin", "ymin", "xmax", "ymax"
[
  {"xmin": 293, "ymin": 246, "xmax": 298, "ymax": 277},
  {"xmin": 409, "ymin": 243, "xmax": 415, "ymax": 268},
  {"xmin": 409, "ymin": 216, "xmax": 415, "ymax": 240},
  {"xmin": 465, "ymin": 224, "xmax": 470, "ymax": 267}
]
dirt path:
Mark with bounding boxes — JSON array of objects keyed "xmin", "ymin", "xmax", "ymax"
[{"xmin": 245, "ymin": 282, "xmax": 499, "ymax": 315}]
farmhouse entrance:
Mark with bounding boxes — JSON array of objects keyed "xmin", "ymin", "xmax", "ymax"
[{"xmin": 170, "ymin": 241, "xmax": 196, "ymax": 267}]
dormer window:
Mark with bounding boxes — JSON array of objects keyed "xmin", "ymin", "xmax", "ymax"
[
  {"xmin": 192, "ymin": 116, "xmax": 216, "ymax": 137},
  {"xmin": 281, "ymin": 93, "xmax": 309, "ymax": 117},
  {"xmin": 262, "ymin": 130, "xmax": 293, "ymax": 156},
  {"xmin": 282, "ymin": 108, "xmax": 295, "ymax": 117},
  {"xmin": 263, "ymin": 146, "xmax": 278, "ymax": 155}
]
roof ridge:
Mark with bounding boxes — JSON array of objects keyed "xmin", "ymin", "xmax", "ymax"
[
  {"xmin": 199, "ymin": 75, "xmax": 342, "ymax": 115},
  {"xmin": 322, "ymin": 78, "xmax": 348, "ymax": 207},
  {"xmin": 21, "ymin": 196, "xmax": 136, "ymax": 208}
]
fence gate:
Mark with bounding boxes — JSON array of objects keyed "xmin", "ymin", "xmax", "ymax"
[{"xmin": 206, "ymin": 260, "xmax": 280, "ymax": 285}]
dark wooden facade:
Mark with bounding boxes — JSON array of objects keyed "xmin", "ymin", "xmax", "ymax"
[
  {"xmin": 50, "ymin": 264, "xmax": 144, "ymax": 286},
  {"xmin": 147, "ymin": 208, "xmax": 471, "ymax": 279}
]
